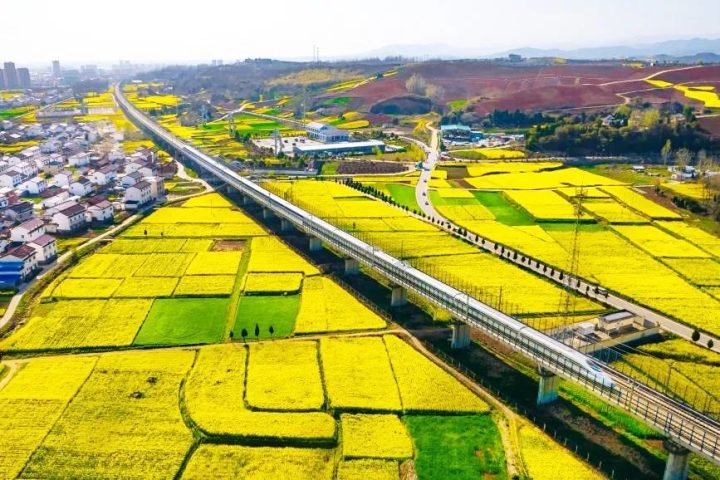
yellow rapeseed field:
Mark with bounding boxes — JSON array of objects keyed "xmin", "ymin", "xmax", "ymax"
[
  {"xmin": 519, "ymin": 423, "xmax": 602, "ymax": 480},
  {"xmin": 583, "ymin": 199, "xmax": 650, "ymax": 223},
  {"xmin": 246, "ymin": 341, "xmax": 325, "ymax": 411},
  {"xmin": 114, "ymin": 277, "xmax": 178, "ymax": 297},
  {"xmin": 601, "ymin": 186, "xmax": 681, "ymax": 219},
  {"xmin": 68, "ymin": 253, "xmax": 148, "ymax": 278},
  {"xmin": 0, "ymin": 299, "xmax": 152, "ymax": 351},
  {"xmin": 295, "ymin": 276, "xmax": 386, "ymax": 333},
  {"xmin": 21, "ymin": 350, "xmax": 195, "ymax": 479},
  {"xmin": 505, "ymin": 190, "xmax": 589, "ymax": 221},
  {"xmin": 612, "ymin": 225, "xmax": 710, "ymax": 258},
  {"xmin": 0, "ymin": 356, "xmax": 97, "ymax": 479},
  {"xmin": 134, "ymin": 253, "xmax": 195, "ymax": 277},
  {"xmin": 657, "ymin": 221, "xmax": 720, "ymax": 257},
  {"xmin": 182, "ymin": 193, "xmax": 233, "ymax": 208},
  {"xmin": 337, "ymin": 459, "xmax": 399, "ymax": 480},
  {"xmin": 243, "ymin": 272, "xmax": 303, "ymax": 293},
  {"xmin": 51, "ymin": 278, "xmax": 122, "ymax": 298},
  {"xmin": 174, "ymin": 275, "xmax": 236, "ymax": 296},
  {"xmin": 464, "ymin": 167, "xmax": 624, "ymax": 190},
  {"xmin": 341, "ymin": 414, "xmax": 413, "ymax": 459},
  {"xmin": 384, "ymin": 335, "xmax": 489, "ymax": 413},
  {"xmin": 182, "ymin": 445, "xmax": 335, "ymax": 480},
  {"xmin": 185, "ymin": 345, "xmax": 336, "ymax": 442},
  {"xmin": 247, "ymin": 237, "xmax": 320, "ymax": 276},
  {"xmin": 185, "ymin": 251, "xmax": 242, "ymax": 275},
  {"xmin": 320, "ymin": 337, "xmax": 402, "ymax": 411}
]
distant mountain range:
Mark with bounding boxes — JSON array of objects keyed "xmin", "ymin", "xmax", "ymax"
[{"xmin": 349, "ymin": 38, "xmax": 720, "ymax": 62}]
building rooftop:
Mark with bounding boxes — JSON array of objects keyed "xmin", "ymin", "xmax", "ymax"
[
  {"xmin": 30, "ymin": 234, "xmax": 55, "ymax": 247},
  {"xmin": 15, "ymin": 217, "xmax": 44, "ymax": 231},
  {"xmin": 293, "ymin": 139, "xmax": 385, "ymax": 154}
]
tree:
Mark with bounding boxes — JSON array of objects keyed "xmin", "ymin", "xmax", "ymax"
[
  {"xmin": 675, "ymin": 148, "xmax": 693, "ymax": 172},
  {"xmin": 405, "ymin": 73, "xmax": 428, "ymax": 96},
  {"xmin": 241, "ymin": 328, "xmax": 248, "ymax": 342},
  {"xmin": 661, "ymin": 140, "xmax": 672, "ymax": 165},
  {"xmin": 708, "ymin": 339, "xmax": 715, "ymax": 349},
  {"xmin": 269, "ymin": 325, "xmax": 274, "ymax": 337},
  {"xmin": 692, "ymin": 329, "xmax": 701, "ymax": 342},
  {"xmin": 254, "ymin": 323, "xmax": 260, "ymax": 338}
]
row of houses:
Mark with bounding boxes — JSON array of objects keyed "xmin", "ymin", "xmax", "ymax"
[{"xmin": 0, "ymin": 117, "xmax": 174, "ymax": 288}]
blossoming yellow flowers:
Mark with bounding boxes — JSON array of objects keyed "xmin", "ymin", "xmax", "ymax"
[
  {"xmin": 341, "ymin": 414, "xmax": 413, "ymax": 459},
  {"xmin": 246, "ymin": 341, "xmax": 325, "ymax": 410}
]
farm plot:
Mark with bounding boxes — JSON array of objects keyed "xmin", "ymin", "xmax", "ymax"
[
  {"xmin": 182, "ymin": 445, "xmax": 334, "ymax": 480},
  {"xmin": 320, "ymin": 337, "xmax": 402, "ymax": 411},
  {"xmin": 174, "ymin": 275, "xmax": 236, "ymax": 296},
  {"xmin": 50, "ymin": 278, "xmax": 122, "ymax": 298},
  {"xmin": 124, "ymin": 222, "xmax": 266, "ymax": 238},
  {"xmin": 357, "ymin": 231, "xmax": 477, "ymax": 259},
  {"xmin": 134, "ymin": 298, "xmax": 229, "ymax": 345},
  {"xmin": 601, "ymin": 186, "xmax": 681, "ymax": 219},
  {"xmin": 0, "ymin": 357, "xmax": 97, "ymax": 479},
  {"xmin": 341, "ymin": 414, "xmax": 413, "ymax": 460},
  {"xmin": 243, "ymin": 272, "xmax": 303, "ymax": 294},
  {"xmin": 182, "ymin": 193, "xmax": 233, "ymax": 208},
  {"xmin": 20, "ymin": 350, "xmax": 195, "ymax": 480},
  {"xmin": 337, "ymin": 460, "xmax": 398, "ymax": 480},
  {"xmin": 505, "ymin": 189, "xmax": 589, "ymax": 221},
  {"xmin": 464, "ymin": 167, "xmax": 625, "ymax": 190},
  {"xmin": 184, "ymin": 251, "xmax": 242, "ymax": 275},
  {"xmin": 247, "ymin": 236, "xmax": 320, "ymax": 275},
  {"xmin": 519, "ymin": 423, "xmax": 602, "ymax": 480},
  {"xmin": 0, "ymin": 299, "xmax": 152, "ymax": 351},
  {"xmin": 233, "ymin": 295, "xmax": 300, "ymax": 339},
  {"xmin": 612, "ymin": 225, "xmax": 710, "ymax": 258},
  {"xmin": 114, "ymin": 277, "xmax": 178, "ymax": 298},
  {"xmin": 405, "ymin": 415, "xmax": 506, "ymax": 480},
  {"xmin": 384, "ymin": 335, "xmax": 489, "ymax": 413},
  {"xmin": 663, "ymin": 258, "xmax": 720, "ymax": 285},
  {"xmin": 583, "ymin": 199, "xmax": 650, "ymax": 224},
  {"xmin": 185, "ymin": 345, "xmax": 336, "ymax": 442},
  {"xmin": 246, "ymin": 341, "xmax": 325, "ymax": 411},
  {"xmin": 102, "ymin": 238, "xmax": 212, "ymax": 254},
  {"xmin": 436, "ymin": 204, "xmax": 495, "ymax": 221},
  {"xmin": 295, "ymin": 276, "xmax": 386, "ymax": 333},
  {"xmin": 134, "ymin": 253, "xmax": 195, "ymax": 277},
  {"xmin": 464, "ymin": 161, "xmax": 563, "ymax": 177},
  {"xmin": 657, "ymin": 221, "xmax": 720, "ymax": 257},
  {"xmin": 68, "ymin": 253, "xmax": 148, "ymax": 278}
]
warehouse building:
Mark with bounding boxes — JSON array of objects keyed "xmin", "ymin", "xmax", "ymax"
[
  {"xmin": 293, "ymin": 139, "xmax": 386, "ymax": 158},
  {"xmin": 306, "ymin": 122, "xmax": 349, "ymax": 143}
]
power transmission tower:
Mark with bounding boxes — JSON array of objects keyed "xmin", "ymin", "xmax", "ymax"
[{"xmin": 559, "ymin": 186, "xmax": 586, "ymax": 321}]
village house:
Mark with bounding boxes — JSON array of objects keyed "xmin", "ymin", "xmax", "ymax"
[
  {"xmin": 0, "ymin": 170, "xmax": 24, "ymax": 188},
  {"xmin": 25, "ymin": 176, "xmax": 47, "ymax": 195},
  {"xmin": 124, "ymin": 181, "xmax": 152, "ymax": 210},
  {"xmin": 69, "ymin": 176, "xmax": 94, "ymax": 197},
  {"xmin": 86, "ymin": 197, "xmax": 114, "ymax": 223},
  {"xmin": 28, "ymin": 234, "xmax": 57, "ymax": 264},
  {"xmin": 55, "ymin": 170, "xmax": 73, "ymax": 187},
  {"xmin": 10, "ymin": 217, "xmax": 45, "ymax": 242},
  {"xmin": 67, "ymin": 152, "xmax": 90, "ymax": 167},
  {"xmin": 90, "ymin": 165, "xmax": 118, "ymax": 186},
  {"xmin": 0, "ymin": 244, "xmax": 39, "ymax": 287},
  {"xmin": 121, "ymin": 171, "xmax": 143, "ymax": 187},
  {"xmin": 51, "ymin": 203, "xmax": 87, "ymax": 233},
  {"xmin": 5, "ymin": 201, "xmax": 34, "ymax": 223}
]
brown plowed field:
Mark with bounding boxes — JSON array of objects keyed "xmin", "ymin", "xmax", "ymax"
[{"xmin": 325, "ymin": 62, "xmax": 720, "ymax": 114}]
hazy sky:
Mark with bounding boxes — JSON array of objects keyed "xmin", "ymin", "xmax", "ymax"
[{"xmin": 2, "ymin": 0, "xmax": 719, "ymax": 66}]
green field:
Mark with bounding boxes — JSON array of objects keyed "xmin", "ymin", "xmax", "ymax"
[
  {"xmin": 134, "ymin": 298, "xmax": 229, "ymax": 345},
  {"xmin": 386, "ymin": 183, "xmax": 421, "ymax": 212},
  {"xmin": 473, "ymin": 191, "xmax": 535, "ymax": 226},
  {"xmin": 405, "ymin": 415, "xmax": 507, "ymax": 479},
  {"xmin": 232, "ymin": 295, "xmax": 300, "ymax": 340}
]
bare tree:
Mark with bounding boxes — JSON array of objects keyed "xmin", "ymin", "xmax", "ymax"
[
  {"xmin": 405, "ymin": 73, "xmax": 428, "ymax": 96},
  {"xmin": 661, "ymin": 139, "xmax": 672, "ymax": 165},
  {"xmin": 675, "ymin": 148, "xmax": 692, "ymax": 172}
]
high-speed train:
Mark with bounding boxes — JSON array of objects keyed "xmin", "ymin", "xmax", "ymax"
[{"xmin": 116, "ymin": 85, "xmax": 615, "ymax": 392}]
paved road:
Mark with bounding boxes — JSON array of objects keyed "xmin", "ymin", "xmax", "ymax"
[{"xmin": 413, "ymin": 125, "xmax": 720, "ymax": 354}]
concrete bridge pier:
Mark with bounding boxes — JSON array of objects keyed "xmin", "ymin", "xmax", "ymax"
[
  {"xmin": 309, "ymin": 236, "xmax": 322, "ymax": 252},
  {"xmin": 451, "ymin": 321, "xmax": 471, "ymax": 349},
  {"xmin": 241, "ymin": 195, "xmax": 251, "ymax": 207},
  {"xmin": 344, "ymin": 258, "xmax": 359, "ymax": 275},
  {"xmin": 262, "ymin": 207, "xmax": 274, "ymax": 220},
  {"xmin": 280, "ymin": 219, "xmax": 293, "ymax": 232},
  {"xmin": 536, "ymin": 368, "xmax": 559, "ymax": 405},
  {"xmin": 663, "ymin": 440, "xmax": 690, "ymax": 480},
  {"xmin": 390, "ymin": 285, "xmax": 407, "ymax": 307}
]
